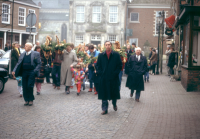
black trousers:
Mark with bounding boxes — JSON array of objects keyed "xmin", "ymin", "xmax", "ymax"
[
  {"xmin": 52, "ymin": 65, "xmax": 61, "ymax": 87},
  {"xmin": 151, "ymin": 64, "xmax": 156, "ymax": 74},
  {"xmin": 102, "ymin": 100, "xmax": 117, "ymax": 111},
  {"xmin": 22, "ymin": 70, "xmax": 35, "ymax": 102},
  {"xmin": 169, "ymin": 67, "xmax": 174, "ymax": 75},
  {"xmin": 131, "ymin": 89, "xmax": 141, "ymax": 100},
  {"xmin": 45, "ymin": 72, "xmax": 50, "ymax": 83},
  {"xmin": 94, "ymin": 83, "xmax": 99, "ymax": 92}
]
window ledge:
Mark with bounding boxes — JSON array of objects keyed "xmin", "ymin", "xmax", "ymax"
[
  {"xmin": 2, "ymin": 22, "xmax": 10, "ymax": 24},
  {"xmin": 18, "ymin": 24, "xmax": 25, "ymax": 27},
  {"xmin": 130, "ymin": 21, "xmax": 140, "ymax": 23},
  {"xmin": 153, "ymin": 34, "xmax": 167, "ymax": 37}
]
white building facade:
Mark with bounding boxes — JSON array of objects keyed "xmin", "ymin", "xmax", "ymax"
[{"xmin": 69, "ymin": 0, "xmax": 126, "ymax": 46}]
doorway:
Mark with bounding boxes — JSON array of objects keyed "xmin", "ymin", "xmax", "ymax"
[{"xmin": 0, "ymin": 38, "xmax": 3, "ymax": 49}]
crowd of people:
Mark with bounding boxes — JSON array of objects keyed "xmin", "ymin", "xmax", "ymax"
[{"xmin": 9, "ymin": 39, "xmax": 176, "ymax": 115}]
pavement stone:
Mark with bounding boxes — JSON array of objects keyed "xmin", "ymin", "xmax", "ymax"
[{"xmin": 0, "ymin": 69, "xmax": 200, "ymax": 139}]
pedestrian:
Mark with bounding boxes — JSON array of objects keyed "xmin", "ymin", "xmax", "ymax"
[
  {"xmin": 126, "ymin": 47, "xmax": 147, "ymax": 102},
  {"xmin": 87, "ymin": 44, "xmax": 100, "ymax": 94},
  {"xmin": 71, "ymin": 64, "xmax": 85, "ymax": 95},
  {"xmin": 165, "ymin": 45, "xmax": 171, "ymax": 76},
  {"xmin": 60, "ymin": 45, "xmax": 77, "ymax": 94},
  {"xmin": 167, "ymin": 47, "xmax": 176, "ymax": 75},
  {"xmin": 44, "ymin": 53, "xmax": 52, "ymax": 84},
  {"xmin": 96, "ymin": 40, "xmax": 122, "ymax": 115},
  {"xmin": 144, "ymin": 61, "xmax": 150, "ymax": 82},
  {"xmin": 34, "ymin": 46, "xmax": 45, "ymax": 95},
  {"xmin": 125, "ymin": 44, "xmax": 134, "ymax": 75},
  {"xmin": 11, "ymin": 42, "xmax": 21, "ymax": 73},
  {"xmin": 131, "ymin": 43, "xmax": 136, "ymax": 52},
  {"xmin": 12, "ymin": 43, "xmax": 41, "ymax": 106},
  {"xmin": 150, "ymin": 49, "xmax": 158, "ymax": 75},
  {"xmin": 4, "ymin": 44, "xmax": 8, "ymax": 52},
  {"xmin": 16, "ymin": 76, "xmax": 23, "ymax": 97},
  {"xmin": 52, "ymin": 49, "xmax": 62, "ymax": 90}
]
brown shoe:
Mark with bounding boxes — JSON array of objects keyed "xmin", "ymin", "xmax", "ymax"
[
  {"xmin": 113, "ymin": 106, "xmax": 117, "ymax": 111},
  {"xmin": 130, "ymin": 93, "xmax": 133, "ymax": 97},
  {"xmin": 54, "ymin": 85, "xmax": 56, "ymax": 89},
  {"xmin": 101, "ymin": 110, "xmax": 108, "ymax": 115},
  {"xmin": 29, "ymin": 101, "xmax": 33, "ymax": 106},
  {"xmin": 20, "ymin": 94, "xmax": 22, "ymax": 97},
  {"xmin": 24, "ymin": 102, "xmax": 29, "ymax": 106},
  {"xmin": 57, "ymin": 87, "xmax": 60, "ymax": 90},
  {"xmin": 136, "ymin": 99, "xmax": 139, "ymax": 102}
]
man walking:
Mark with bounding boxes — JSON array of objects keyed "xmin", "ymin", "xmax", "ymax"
[
  {"xmin": 96, "ymin": 40, "xmax": 122, "ymax": 115},
  {"xmin": 126, "ymin": 47, "xmax": 147, "ymax": 102},
  {"xmin": 165, "ymin": 45, "xmax": 171, "ymax": 76},
  {"xmin": 12, "ymin": 43, "xmax": 41, "ymax": 106}
]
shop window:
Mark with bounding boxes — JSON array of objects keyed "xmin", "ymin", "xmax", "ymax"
[
  {"xmin": 183, "ymin": 23, "xmax": 190, "ymax": 66},
  {"xmin": 194, "ymin": 16, "xmax": 200, "ymax": 27},
  {"xmin": 192, "ymin": 31, "xmax": 200, "ymax": 66}
]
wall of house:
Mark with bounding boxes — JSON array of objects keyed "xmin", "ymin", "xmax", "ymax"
[
  {"xmin": 69, "ymin": 0, "xmax": 126, "ymax": 46},
  {"xmin": 127, "ymin": 8, "xmax": 170, "ymax": 55}
]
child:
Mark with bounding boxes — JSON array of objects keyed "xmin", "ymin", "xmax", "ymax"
[
  {"xmin": 144, "ymin": 61, "xmax": 150, "ymax": 82},
  {"xmin": 71, "ymin": 64, "xmax": 85, "ymax": 96},
  {"xmin": 16, "ymin": 76, "xmax": 23, "ymax": 97}
]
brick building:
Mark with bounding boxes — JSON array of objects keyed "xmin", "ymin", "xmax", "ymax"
[
  {"xmin": 0, "ymin": 0, "xmax": 40, "ymax": 49},
  {"xmin": 171, "ymin": 0, "xmax": 200, "ymax": 92},
  {"xmin": 126, "ymin": 0, "xmax": 171, "ymax": 57}
]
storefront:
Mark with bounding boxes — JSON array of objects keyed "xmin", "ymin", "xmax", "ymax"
[{"xmin": 174, "ymin": 6, "xmax": 200, "ymax": 92}]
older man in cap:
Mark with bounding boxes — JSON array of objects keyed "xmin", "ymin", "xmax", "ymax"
[
  {"xmin": 126, "ymin": 47, "xmax": 147, "ymax": 102},
  {"xmin": 12, "ymin": 43, "xmax": 41, "ymax": 106}
]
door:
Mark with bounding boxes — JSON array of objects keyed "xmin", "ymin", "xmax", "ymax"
[{"xmin": 91, "ymin": 41, "xmax": 101, "ymax": 46}]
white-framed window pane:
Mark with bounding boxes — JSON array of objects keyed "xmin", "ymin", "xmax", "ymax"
[
  {"xmin": 91, "ymin": 35, "xmax": 101, "ymax": 41},
  {"xmin": 2, "ymin": 3, "xmax": 10, "ymax": 23},
  {"xmin": 19, "ymin": 7, "xmax": 26, "ymax": 25},
  {"xmin": 129, "ymin": 38, "xmax": 138, "ymax": 47},
  {"xmin": 108, "ymin": 35, "xmax": 117, "ymax": 43},
  {"xmin": 109, "ymin": 6, "xmax": 118, "ymax": 23},
  {"xmin": 29, "ymin": 9, "xmax": 35, "ymax": 14},
  {"xmin": 92, "ymin": 6, "xmax": 101, "ymax": 23},
  {"xmin": 131, "ymin": 13, "xmax": 139, "ymax": 22},
  {"xmin": 75, "ymin": 35, "xmax": 84, "ymax": 46},
  {"xmin": 76, "ymin": 6, "xmax": 85, "ymax": 22}
]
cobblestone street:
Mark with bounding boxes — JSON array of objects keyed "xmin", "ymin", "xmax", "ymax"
[{"xmin": 0, "ymin": 73, "xmax": 200, "ymax": 139}]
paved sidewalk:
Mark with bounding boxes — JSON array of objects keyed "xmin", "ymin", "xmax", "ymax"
[
  {"xmin": 0, "ymin": 73, "xmax": 200, "ymax": 139},
  {"xmin": 113, "ymin": 74, "xmax": 200, "ymax": 139}
]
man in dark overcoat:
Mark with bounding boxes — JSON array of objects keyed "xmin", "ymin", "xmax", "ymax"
[
  {"xmin": 12, "ymin": 43, "xmax": 41, "ymax": 106},
  {"xmin": 126, "ymin": 47, "xmax": 147, "ymax": 102},
  {"xmin": 96, "ymin": 40, "xmax": 122, "ymax": 115}
]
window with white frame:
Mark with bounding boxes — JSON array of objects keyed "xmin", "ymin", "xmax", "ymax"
[
  {"xmin": 155, "ymin": 11, "xmax": 166, "ymax": 35},
  {"xmin": 29, "ymin": 9, "xmax": 35, "ymax": 14},
  {"xmin": 109, "ymin": 6, "xmax": 118, "ymax": 23},
  {"xmin": 91, "ymin": 35, "xmax": 101, "ymax": 41},
  {"xmin": 92, "ymin": 6, "xmax": 101, "ymax": 23},
  {"xmin": 108, "ymin": 35, "xmax": 117, "ymax": 43},
  {"xmin": 130, "ymin": 13, "xmax": 139, "ymax": 22},
  {"xmin": 2, "ymin": 3, "xmax": 10, "ymax": 24},
  {"xmin": 18, "ymin": 7, "xmax": 26, "ymax": 26},
  {"xmin": 76, "ymin": 6, "xmax": 85, "ymax": 23},
  {"xmin": 129, "ymin": 38, "xmax": 138, "ymax": 47},
  {"xmin": 75, "ymin": 35, "xmax": 84, "ymax": 46}
]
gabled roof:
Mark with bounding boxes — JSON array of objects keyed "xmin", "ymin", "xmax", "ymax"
[{"xmin": 15, "ymin": 0, "xmax": 37, "ymax": 6}]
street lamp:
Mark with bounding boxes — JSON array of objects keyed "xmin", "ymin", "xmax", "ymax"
[
  {"xmin": 121, "ymin": 28, "xmax": 124, "ymax": 47},
  {"xmin": 156, "ymin": 10, "xmax": 165, "ymax": 75}
]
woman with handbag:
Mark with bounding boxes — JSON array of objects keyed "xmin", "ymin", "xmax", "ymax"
[
  {"xmin": 150, "ymin": 49, "xmax": 158, "ymax": 75},
  {"xmin": 34, "ymin": 46, "xmax": 46, "ymax": 95}
]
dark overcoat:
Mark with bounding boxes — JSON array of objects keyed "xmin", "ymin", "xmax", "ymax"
[
  {"xmin": 167, "ymin": 52, "xmax": 176, "ymax": 68},
  {"xmin": 96, "ymin": 51, "xmax": 122, "ymax": 100},
  {"xmin": 125, "ymin": 49, "xmax": 134, "ymax": 74},
  {"xmin": 126, "ymin": 54, "xmax": 147, "ymax": 91},
  {"xmin": 11, "ymin": 48, "xmax": 20, "ymax": 72},
  {"xmin": 91, "ymin": 63, "xmax": 100, "ymax": 84}
]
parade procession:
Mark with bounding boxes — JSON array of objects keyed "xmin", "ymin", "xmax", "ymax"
[{"xmin": 1, "ymin": 0, "xmax": 200, "ymax": 138}]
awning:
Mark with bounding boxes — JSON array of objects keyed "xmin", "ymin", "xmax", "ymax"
[
  {"xmin": 165, "ymin": 15, "xmax": 175, "ymax": 28},
  {"xmin": 174, "ymin": 6, "xmax": 200, "ymax": 28}
]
